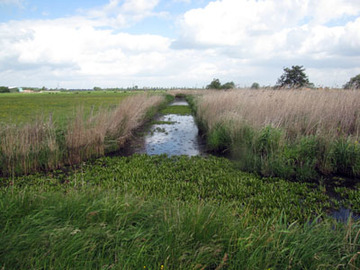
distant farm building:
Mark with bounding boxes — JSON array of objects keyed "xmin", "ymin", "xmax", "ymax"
[{"xmin": 22, "ymin": 89, "xmax": 35, "ymax": 93}]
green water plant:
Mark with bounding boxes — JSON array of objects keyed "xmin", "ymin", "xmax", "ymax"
[{"xmin": 1, "ymin": 154, "xmax": 359, "ymax": 269}]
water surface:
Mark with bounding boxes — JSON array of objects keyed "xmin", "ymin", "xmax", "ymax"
[{"xmin": 122, "ymin": 99, "xmax": 206, "ymax": 156}]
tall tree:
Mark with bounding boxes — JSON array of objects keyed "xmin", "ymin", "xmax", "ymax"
[
  {"xmin": 344, "ymin": 74, "xmax": 360, "ymax": 89},
  {"xmin": 276, "ymin": 65, "xmax": 312, "ymax": 88},
  {"xmin": 206, "ymin": 78, "xmax": 222, "ymax": 89}
]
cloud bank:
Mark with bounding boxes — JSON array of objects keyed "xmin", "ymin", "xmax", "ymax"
[{"xmin": 0, "ymin": 0, "xmax": 360, "ymax": 88}]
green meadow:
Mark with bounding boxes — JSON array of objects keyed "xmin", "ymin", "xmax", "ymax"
[
  {"xmin": 0, "ymin": 91, "xmax": 140, "ymax": 125},
  {"xmin": 0, "ymin": 90, "xmax": 360, "ymax": 269}
]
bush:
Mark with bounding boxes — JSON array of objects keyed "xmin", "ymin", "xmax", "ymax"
[
  {"xmin": 0, "ymin": 86, "xmax": 10, "ymax": 93},
  {"xmin": 206, "ymin": 79, "xmax": 235, "ymax": 90},
  {"xmin": 251, "ymin": 82, "xmax": 260, "ymax": 89}
]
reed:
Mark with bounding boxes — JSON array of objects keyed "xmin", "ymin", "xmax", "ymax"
[
  {"xmin": 193, "ymin": 89, "xmax": 360, "ymax": 179},
  {"xmin": 0, "ymin": 94, "xmax": 165, "ymax": 176},
  {"xmin": 196, "ymin": 89, "xmax": 360, "ymax": 139},
  {"xmin": 0, "ymin": 118, "xmax": 60, "ymax": 176}
]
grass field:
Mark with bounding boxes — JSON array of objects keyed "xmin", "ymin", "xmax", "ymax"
[{"xmin": 0, "ymin": 91, "xmax": 145, "ymax": 125}]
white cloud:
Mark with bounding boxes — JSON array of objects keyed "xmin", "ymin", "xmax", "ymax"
[
  {"xmin": 85, "ymin": 0, "xmax": 163, "ymax": 28},
  {"xmin": 170, "ymin": 0, "xmax": 360, "ymax": 85},
  {"xmin": 309, "ymin": 0, "xmax": 360, "ymax": 24},
  {"xmin": 176, "ymin": 0, "xmax": 360, "ymax": 49},
  {"xmin": 0, "ymin": 0, "xmax": 360, "ymax": 88},
  {"xmin": 0, "ymin": 15, "xmax": 174, "ymax": 87}
]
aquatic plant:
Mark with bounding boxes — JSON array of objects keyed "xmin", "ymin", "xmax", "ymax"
[{"xmin": 1, "ymin": 154, "xmax": 359, "ymax": 269}]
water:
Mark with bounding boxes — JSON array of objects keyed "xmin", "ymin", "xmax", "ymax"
[
  {"xmin": 122, "ymin": 99, "xmax": 206, "ymax": 156},
  {"xmin": 137, "ymin": 114, "xmax": 205, "ymax": 156},
  {"xmin": 170, "ymin": 100, "xmax": 189, "ymax": 106},
  {"xmin": 331, "ymin": 207, "xmax": 360, "ymax": 222}
]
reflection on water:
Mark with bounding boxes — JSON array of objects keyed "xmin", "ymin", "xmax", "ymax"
[
  {"xmin": 137, "ymin": 114, "xmax": 205, "ymax": 156},
  {"xmin": 331, "ymin": 207, "xmax": 360, "ymax": 222},
  {"xmin": 120, "ymin": 99, "xmax": 206, "ymax": 156},
  {"xmin": 170, "ymin": 100, "xmax": 189, "ymax": 106}
]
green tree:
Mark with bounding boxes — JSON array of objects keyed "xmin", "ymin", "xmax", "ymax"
[
  {"xmin": 206, "ymin": 79, "xmax": 235, "ymax": 90},
  {"xmin": 344, "ymin": 74, "xmax": 360, "ymax": 89},
  {"xmin": 0, "ymin": 86, "xmax": 10, "ymax": 93},
  {"xmin": 276, "ymin": 65, "xmax": 312, "ymax": 88},
  {"xmin": 251, "ymin": 82, "xmax": 260, "ymax": 89},
  {"xmin": 206, "ymin": 78, "xmax": 222, "ymax": 89},
  {"xmin": 221, "ymin": 81, "xmax": 235, "ymax": 90}
]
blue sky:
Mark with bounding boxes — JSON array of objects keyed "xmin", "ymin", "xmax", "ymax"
[{"xmin": 1, "ymin": 0, "xmax": 360, "ymax": 88}]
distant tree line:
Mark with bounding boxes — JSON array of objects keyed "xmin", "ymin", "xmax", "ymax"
[
  {"xmin": 207, "ymin": 66, "xmax": 360, "ymax": 90},
  {"xmin": 2, "ymin": 66, "xmax": 360, "ymax": 93},
  {"xmin": 0, "ymin": 86, "xmax": 10, "ymax": 93}
]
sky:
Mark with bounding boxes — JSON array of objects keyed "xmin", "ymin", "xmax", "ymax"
[{"xmin": 0, "ymin": 0, "xmax": 360, "ymax": 89}]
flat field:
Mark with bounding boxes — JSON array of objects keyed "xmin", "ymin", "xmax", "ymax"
[{"xmin": 0, "ymin": 91, "xmax": 142, "ymax": 125}]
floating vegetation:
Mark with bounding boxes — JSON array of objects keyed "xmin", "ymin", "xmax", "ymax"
[
  {"xmin": 151, "ymin": 120, "xmax": 177, "ymax": 125},
  {"xmin": 1, "ymin": 154, "xmax": 359, "ymax": 269},
  {"xmin": 160, "ymin": 105, "xmax": 192, "ymax": 115}
]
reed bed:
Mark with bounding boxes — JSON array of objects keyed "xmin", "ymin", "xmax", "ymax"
[
  {"xmin": 0, "ymin": 94, "xmax": 165, "ymax": 176},
  {"xmin": 196, "ymin": 89, "xmax": 360, "ymax": 139},
  {"xmin": 193, "ymin": 89, "xmax": 360, "ymax": 179}
]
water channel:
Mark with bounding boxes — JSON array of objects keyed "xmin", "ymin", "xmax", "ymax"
[
  {"xmin": 123, "ymin": 98, "xmax": 206, "ymax": 156},
  {"xmin": 121, "ymin": 98, "xmax": 359, "ymax": 222}
]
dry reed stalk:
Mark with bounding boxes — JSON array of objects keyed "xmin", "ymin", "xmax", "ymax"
[
  {"xmin": 196, "ymin": 89, "xmax": 360, "ymax": 140},
  {"xmin": 107, "ymin": 95, "xmax": 164, "ymax": 142},
  {"xmin": 0, "ymin": 118, "xmax": 59, "ymax": 175},
  {"xmin": 65, "ymin": 94, "xmax": 164, "ymax": 164},
  {"xmin": 0, "ymin": 94, "xmax": 165, "ymax": 175},
  {"xmin": 65, "ymin": 107, "xmax": 107, "ymax": 164}
]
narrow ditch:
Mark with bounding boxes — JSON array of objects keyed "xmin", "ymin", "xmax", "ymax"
[{"xmin": 121, "ymin": 97, "xmax": 206, "ymax": 156}]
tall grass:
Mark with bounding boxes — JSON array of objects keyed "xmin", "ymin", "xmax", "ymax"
[
  {"xmin": 0, "ymin": 94, "xmax": 166, "ymax": 176},
  {"xmin": 1, "ymin": 189, "xmax": 359, "ymax": 269},
  {"xmin": 1, "ymin": 154, "xmax": 360, "ymax": 269},
  {"xmin": 193, "ymin": 89, "xmax": 360, "ymax": 180}
]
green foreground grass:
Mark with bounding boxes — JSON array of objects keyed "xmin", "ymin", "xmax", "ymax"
[{"xmin": 1, "ymin": 154, "xmax": 360, "ymax": 269}]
